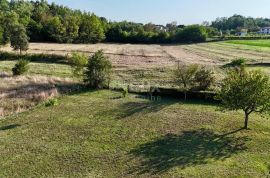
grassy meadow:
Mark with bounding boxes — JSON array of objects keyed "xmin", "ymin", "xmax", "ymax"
[
  {"xmin": 0, "ymin": 90, "xmax": 269, "ymax": 177},
  {"xmin": 226, "ymin": 39, "xmax": 270, "ymax": 48},
  {"xmin": 0, "ymin": 40, "xmax": 270, "ymax": 177}
]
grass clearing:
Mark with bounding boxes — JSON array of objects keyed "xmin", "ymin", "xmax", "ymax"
[
  {"xmin": 0, "ymin": 90, "xmax": 269, "ymax": 177},
  {"xmin": 0, "ymin": 60, "xmax": 73, "ymax": 78},
  {"xmin": 226, "ymin": 40, "xmax": 270, "ymax": 48}
]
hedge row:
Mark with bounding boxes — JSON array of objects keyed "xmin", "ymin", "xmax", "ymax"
[{"xmin": 0, "ymin": 52, "xmax": 68, "ymax": 64}]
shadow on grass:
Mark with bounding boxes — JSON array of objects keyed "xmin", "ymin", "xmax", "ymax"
[
  {"xmin": 247, "ymin": 63, "xmax": 270, "ymax": 67},
  {"xmin": 117, "ymin": 95, "xmax": 218, "ymax": 119},
  {"xmin": 0, "ymin": 52, "xmax": 68, "ymax": 64},
  {"xmin": 0, "ymin": 124, "xmax": 20, "ymax": 131},
  {"xmin": 117, "ymin": 98, "xmax": 178, "ymax": 119},
  {"xmin": 129, "ymin": 128, "xmax": 248, "ymax": 175}
]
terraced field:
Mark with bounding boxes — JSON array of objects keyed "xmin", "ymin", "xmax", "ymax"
[
  {"xmin": 1, "ymin": 41, "xmax": 269, "ymax": 93},
  {"xmin": 181, "ymin": 41, "xmax": 270, "ymax": 64}
]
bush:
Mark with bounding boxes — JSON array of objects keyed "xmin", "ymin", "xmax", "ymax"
[
  {"xmin": 122, "ymin": 88, "xmax": 128, "ymax": 98},
  {"xmin": 224, "ymin": 58, "xmax": 246, "ymax": 68},
  {"xmin": 12, "ymin": 59, "xmax": 30, "ymax": 76},
  {"xmin": 69, "ymin": 52, "xmax": 88, "ymax": 77},
  {"xmin": 45, "ymin": 98, "xmax": 59, "ymax": 107},
  {"xmin": 84, "ymin": 50, "xmax": 112, "ymax": 89},
  {"xmin": 194, "ymin": 67, "xmax": 215, "ymax": 91}
]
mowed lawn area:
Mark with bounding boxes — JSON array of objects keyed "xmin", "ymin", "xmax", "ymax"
[
  {"xmin": 226, "ymin": 39, "xmax": 270, "ymax": 48},
  {"xmin": 0, "ymin": 90, "xmax": 269, "ymax": 177}
]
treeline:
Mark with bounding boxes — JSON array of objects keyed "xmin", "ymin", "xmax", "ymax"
[
  {"xmin": 211, "ymin": 14, "xmax": 270, "ymax": 33},
  {"xmin": 0, "ymin": 0, "xmax": 217, "ymax": 45}
]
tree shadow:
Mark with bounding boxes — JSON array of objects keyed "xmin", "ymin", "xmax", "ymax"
[
  {"xmin": 117, "ymin": 98, "xmax": 178, "ymax": 119},
  {"xmin": 128, "ymin": 128, "xmax": 248, "ymax": 175},
  {"xmin": 247, "ymin": 63, "xmax": 270, "ymax": 67},
  {"xmin": 0, "ymin": 124, "xmax": 20, "ymax": 131},
  {"xmin": 116, "ymin": 95, "xmax": 218, "ymax": 119}
]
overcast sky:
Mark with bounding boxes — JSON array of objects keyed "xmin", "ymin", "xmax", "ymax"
[{"xmin": 47, "ymin": 0, "xmax": 270, "ymax": 25}]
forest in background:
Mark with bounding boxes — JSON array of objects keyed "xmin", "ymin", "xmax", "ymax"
[{"xmin": 1, "ymin": 0, "xmax": 270, "ymax": 45}]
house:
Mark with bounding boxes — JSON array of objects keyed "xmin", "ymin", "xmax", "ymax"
[
  {"xmin": 235, "ymin": 32, "xmax": 247, "ymax": 37},
  {"xmin": 259, "ymin": 27, "xmax": 270, "ymax": 35},
  {"xmin": 155, "ymin": 25, "xmax": 167, "ymax": 32},
  {"xmin": 235, "ymin": 29, "xmax": 248, "ymax": 37}
]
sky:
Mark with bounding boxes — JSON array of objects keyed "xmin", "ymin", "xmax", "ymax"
[{"xmin": 47, "ymin": 0, "xmax": 270, "ymax": 25}]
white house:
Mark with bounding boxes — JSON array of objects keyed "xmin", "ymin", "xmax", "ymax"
[
  {"xmin": 259, "ymin": 27, "xmax": 270, "ymax": 35},
  {"xmin": 235, "ymin": 29, "xmax": 248, "ymax": 37}
]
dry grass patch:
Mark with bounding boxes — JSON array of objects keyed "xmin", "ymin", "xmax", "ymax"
[{"xmin": 0, "ymin": 72, "xmax": 77, "ymax": 117}]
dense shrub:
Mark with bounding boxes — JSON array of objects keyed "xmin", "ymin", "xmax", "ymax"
[
  {"xmin": 175, "ymin": 25, "xmax": 207, "ymax": 43},
  {"xmin": 122, "ymin": 88, "xmax": 128, "ymax": 98},
  {"xmin": 194, "ymin": 67, "xmax": 215, "ymax": 91},
  {"xmin": 84, "ymin": 50, "xmax": 112, "ymax": 89},
  {"xmin": 69, "ymin": 52, "xmax": 88, "ymax": 77},
  {"xmin": 224, "ymin": 58, "xmax": 246, "ymax": 68},
  {"xmin": 45, "ymin": 98, "xmax": 59, "ymax": 107},
  {"xmin": 12, "ymin": 59, "xmax": 30, "ymax": 75}
]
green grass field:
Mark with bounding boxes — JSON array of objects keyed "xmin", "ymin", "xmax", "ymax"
[
  {"xmin": 226, "ymin": 39, "xmax": 270, "ymax": 48},
  {"xmin": 0, "ymin": 60, "xmax": 73, "ymax": 78},
  {"xmin": 0, "ymin": 90, "xmax": 269, "ymax": 177}
]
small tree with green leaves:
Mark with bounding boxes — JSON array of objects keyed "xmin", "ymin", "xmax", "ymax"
[
  {"xmin": 84, "ymin": 50, "xmax": 112, "ymax": 89},
  {"xmin": 174, "ymin": 64, "xmax": 199, "ymax": 100},
  {"xmin": 10, "ymin": 24, "xmax": 29, "ymax": 55},
  {"xmin": 218, "ymin": 69, "xmax": 270, "ymax": 129},
  {"xmin": 69, "ymin": 52, "xmax": 88, "ymax": 78}
]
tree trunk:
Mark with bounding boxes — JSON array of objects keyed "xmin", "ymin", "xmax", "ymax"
[
  {"xmin": 184, "ymin": 91, "xmax": 187, "ymax": 101},
  {"xmin": 19, "ymin": 49, "xmax": 22, "ymax": 56},
  {"xmin": 244, "ymin": 111, "xmax": 249, "ymax": 129}
]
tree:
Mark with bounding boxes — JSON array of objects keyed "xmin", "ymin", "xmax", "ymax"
[
  {"xmin": 62, "ymin": 15, "xmax": 80, "ymax": 43},
  {"xmin": 44, "ymin": 16, "xmax": 65, "ymax": 42},
  {"xmin": 10, "ymin": 0, "xmax": 33, "ymax": 26},
  {"xmin": 174, "ymin": 64, "xmax": 199, "ymax": 100},
  {"xmin": 84, "ymin": 50, "xmax": 112, "ymax": 89},
  {"xmin": 78, "ymin": 14, "xmax": 105, "ymax": 43},
  {"xmin": 1, "ymin": 11, "xmax": 19, "ymax": 44},
  {"xmin": 175, "ymin": 25, "xmax": 207, "ymax": 43},
  {"xmin": 218, "ymin": 69, "xmax": 270, "ymax": 129},
  {"xmin": 10, "ymin": 23, "xmax": 29, "ymax": 55}
]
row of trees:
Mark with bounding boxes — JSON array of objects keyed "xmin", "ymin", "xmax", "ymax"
[
  {"xmin": 0, "ymin": 0, "xmax": 213, "ymax": 45},
  {"xmin": 211, "ymin": 14, "xmax": 270, "ymax": 33}
]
